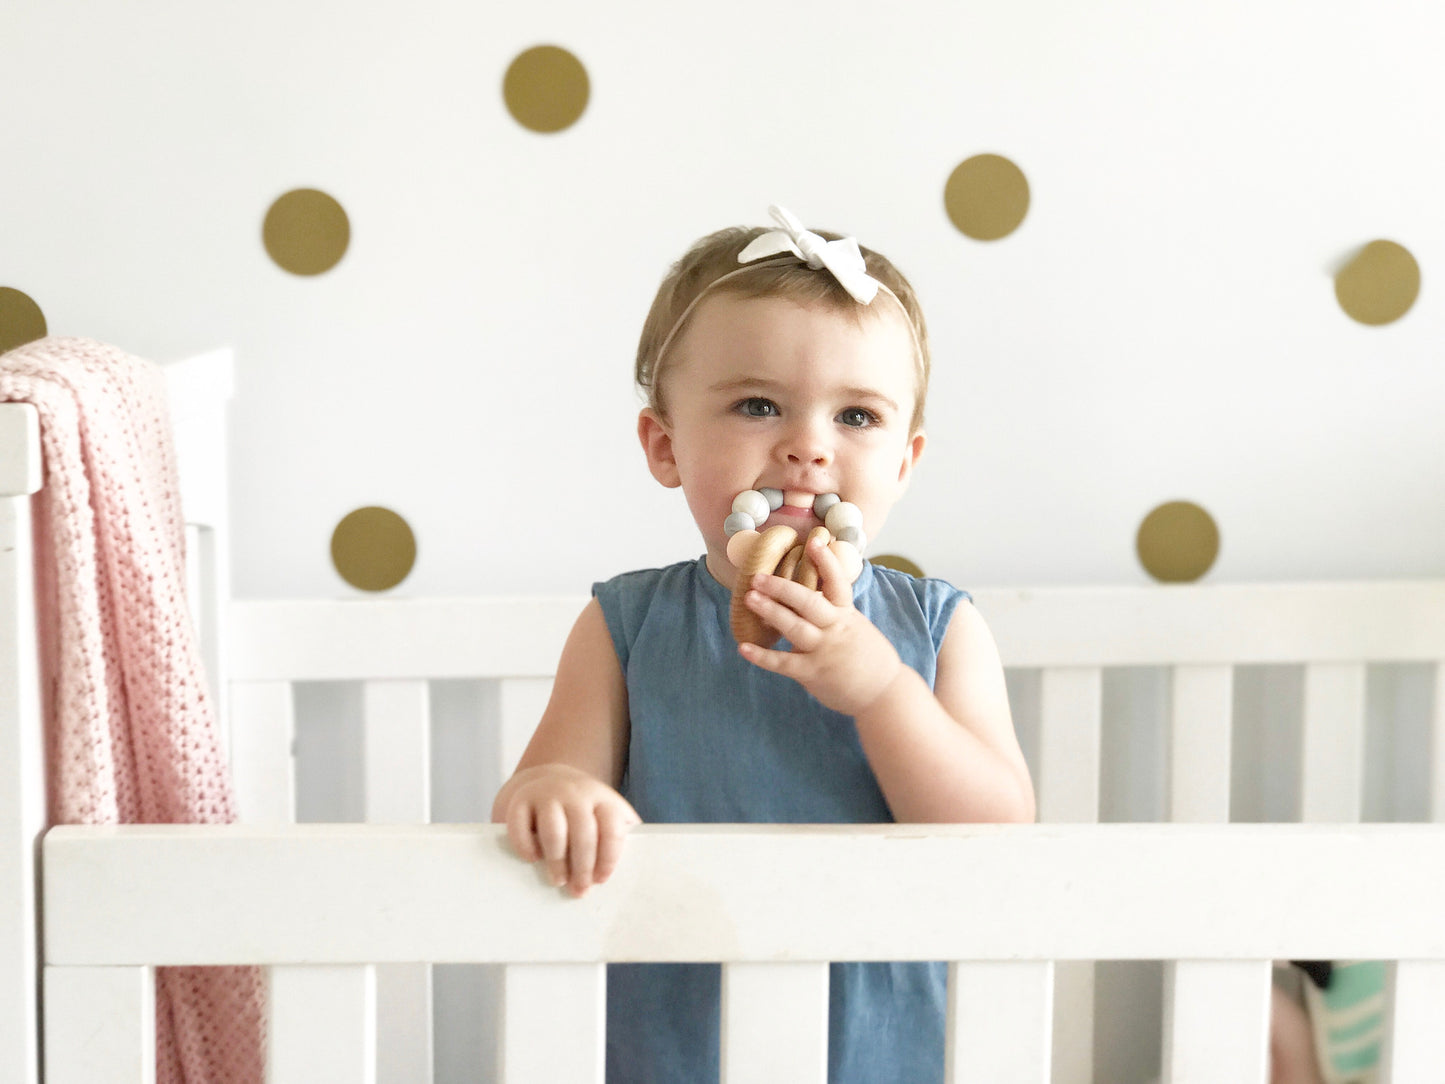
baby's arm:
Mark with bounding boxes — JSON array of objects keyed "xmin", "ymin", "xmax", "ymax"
[
  {"xmin": 738, "ymin": 535, "xmax": 1034, "ymax": 824},
  {"xmin": 490, "ymin": 599, "xmax": 640, "ymax": 896}
]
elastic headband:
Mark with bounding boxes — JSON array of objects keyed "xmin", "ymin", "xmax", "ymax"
[{"xmin": 651, "ymin": 204, "xmax": 924, "ymax": 380}]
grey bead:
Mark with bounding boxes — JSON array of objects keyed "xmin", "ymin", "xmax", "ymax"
[{"xmin": 723, "ymin": 511, "xmax": 757, "ymax": 537}]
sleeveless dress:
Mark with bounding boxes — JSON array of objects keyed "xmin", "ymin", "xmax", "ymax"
[{"xmin": 594, "ymin": 556, "xmax": 970, "ymax": 1084}]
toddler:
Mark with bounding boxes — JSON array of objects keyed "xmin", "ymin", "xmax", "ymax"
[{"xmin": 492, "ymin": 206, "xmax": 1035, "ymax": 1083}]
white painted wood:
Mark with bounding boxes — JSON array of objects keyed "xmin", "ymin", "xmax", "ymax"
[
  {"xmin": 269, "ymin": 965, "xmax": 376, "ymax": 1084},
  {"xmin": 497, "ymin": 677, "xmax": 552, "ymax": 781},
  {"xmin": 230, "ymin": 597, "xmax": 582, "ymax": 682},
  {"xmin": 44, "ymin": 966, "xmax": 155, "ymax": 1084},
  {"xmin": 977, "ymin": 582, "xmax": 1445, "ymax": 667},
  {"xmin": 48, "ymin": 823, "xmax": 1445, "ymax": 966},
  {"xmin": 1169, "ymin": 665, "xmax": 1234, "ymax": 823},
  {"xmin": 721, "ymin": 962, "xmax": 829, "ymax": 1084},
  {"xmin": 1037, "ymin": 668, "xmax": 1099, "ymax": 1084},
  {"xmin": 1, "ymin": 491, "xmax": 43, "ymax": 1084},
  {"xmin": 1381, "ymin": 960, "xmax": 1445, "ymax": 1083},
  {"xmin": 228, "ymin": 682, "xmax": 297, "ymax": 824},
  {"xmin": 229, "ymin": 584, "xmax": 1445, "ymax": 683},
  {"xmin": 946, "ymin": 960, "xmax": 1052, "ymax": 1084},
  {"xmin": 501, "ymin": 963, "xmax": 604, "ymax": 1084},
  {"xmin": 361, "ymin": 680, "xmax": 433, "ymax": 1084},
  {"xmin": 1050, "ymin": 961, "xmax": 1093, "ymax": 1084},
  {"xmin": 1300, "ymin": 663, "xmax": 1367, "ymax": 823},
  {"xmin": 0, "ymin": 403, "xmax": 42, "ymax": 496},
  {"xmin": 363, "ymin": 680, "xmax": 431, "ymax": 823},
  {"xmin": 1431, "ymin": 662, "xmax": 1445, "ymax": 823},
  {"xmin": 1038, "ymin": 667, "xmax": 1102, "ymax": 824},
  {"xmin": 1162, "ymin": 960, "xmax": 1270, "ymax": 1084}
]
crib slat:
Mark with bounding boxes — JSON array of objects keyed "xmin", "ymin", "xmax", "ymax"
[
  {"xmin": 1168, "ymin": 665, "xmax": 1234, "ymax": 823},
  {"xmin": 1, "ymin": 487, "xmax": 43, "ymax": 1084},
  {"xmin": 1381, "ymin": 960, "xmax": 1445, "ymax": 1082},
  {"xmin": 501, "ymin": 963, "xmax": 604, "ymax": 1084},
  {"xmin": 498, "ymin": 677, "xmax": 553, "ymax": 781},
  {"xmin": 1038, "ymin": 667, "xmax": 1103, "ymax": 823},
  {"xmin": 721, "ymin": 962, "xmax": 828, "ymax": 1084},
  {"xmin": 1431, "ymin": 662, "xmax": 1445, "ymax": 823},
  {"xmin": 1300, "ymin": 663, "xmax": 1366, "ymax": 822},
  {"xmin": 362, "ymin": 681, "xmax": 433, "ymax": 1084},
  {"xmin": 44, "ymin": 966, "xmax": 155, "ymax": 1084},
  {"xmin": 1162, "ymin": 959, "xmax": 1269, "ymax": 1083},
  {"xmin": 1037, "ymin": 667, "xmax": 1100, "ymax": 1084},
  {"xmin": 946, "ymin": 961, "xmax": 1052, "ymax": 1083},
  {"xmin": 228, "ymin": 682, "xmax": 297, "ymax": 824},
  {"xmin": 270, "ymin": 965, "xmax": 376, "ymax": 1084}
]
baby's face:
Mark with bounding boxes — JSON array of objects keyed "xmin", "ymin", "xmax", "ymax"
[{"xmin": 645, "ymin": 292, "xmax": 924, "ymax": 588}]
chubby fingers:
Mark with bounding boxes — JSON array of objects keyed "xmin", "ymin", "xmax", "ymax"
[
  {"xmin": 808, "ymin": 533, "xmax": 857, "ymax": 606},
  {"xmin": 505, "ymin": 792, "xmax": 642, "ymax": 897}
]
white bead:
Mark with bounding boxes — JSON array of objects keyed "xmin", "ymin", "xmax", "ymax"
[
  {"xmin": 835, "ymin": 525, "xmax": 866, "ymax": 552},
  {"xmin": 723, "ymin": 511, "xmax": 756, "ymax": 537},
  {"xmin": 812, "ymin": 492, "xmax": 841, "ymax": 519},
  {"xmin": 758, "ymin": 487, "xmax": 784, "ymax": 511},
  {"xmin": 731, "ymin": 490, "xmax": 770, "ymax": 522},
  {"xmin": 824, "ymin": 501, "xmax": 862, "ymax": 533}
]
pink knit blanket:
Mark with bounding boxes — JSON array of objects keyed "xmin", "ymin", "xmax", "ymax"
[{"xmin": 0, "ymin": 338, "xmax": 264, "ymax": 1083}]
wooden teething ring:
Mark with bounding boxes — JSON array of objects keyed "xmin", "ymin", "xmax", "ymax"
[{"xmin": 729, "ymin": 524, "xmax": 832, "ymax": 646}]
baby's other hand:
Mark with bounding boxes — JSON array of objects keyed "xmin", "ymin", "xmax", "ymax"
[
  {"xmin": 737, "ymin": 534, "xmax": 903, "ymax": 716},
  {"xmin": 496, "ymin": 764, "xmax": 641, "ymax": 897}
]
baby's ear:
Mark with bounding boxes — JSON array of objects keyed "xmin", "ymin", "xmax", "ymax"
[
  {"xmin": 637, "ymin": 409, "xmax": 682, "ymax": 488},
  {"xmin": 897, "ymin": 429, "xmax": 926, "ymax": 488}
]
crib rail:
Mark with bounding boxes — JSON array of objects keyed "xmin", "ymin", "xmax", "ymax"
[
  {"xmin": 42, "ymin": 822, "xmax": 1445, "ymax": 1083},
  {"xmin": 224, "ymin": 586, "xmax": 1445, "ymax": 1082},
  {"xmin": 1, "ymin": 403, "xmax": 43, "ymax": 1084}
]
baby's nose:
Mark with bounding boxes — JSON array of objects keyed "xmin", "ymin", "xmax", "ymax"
[{"xmin": 781, "ymin": 420, "xmax": 832, "ymax": 466}]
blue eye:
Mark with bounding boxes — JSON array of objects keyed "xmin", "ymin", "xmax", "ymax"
[
  {"xmin": 838, "ymin": 407, "xmax": 878, "ymax": 428},
  {"xmin": 738, "ymin": 398, "xmax": 778, "ymax": 418}
]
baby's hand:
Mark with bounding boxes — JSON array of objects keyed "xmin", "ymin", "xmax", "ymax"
[
  {"xmin": 737, "ymin": 533, "xmax": 903, "ymax": 716},
  {"xmin": 498, "ymin": 764, "xmax": 641, "ymax": 897}
]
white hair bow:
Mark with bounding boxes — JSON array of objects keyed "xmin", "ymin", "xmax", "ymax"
[{"xmin": 736, "ymin": 205, "xmax": 882, "ymax": 304}]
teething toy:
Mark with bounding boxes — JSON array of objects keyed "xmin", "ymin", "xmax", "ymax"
[{"xmin": 725, "ymin": 490, "xmax": 867, "ymax": 646}]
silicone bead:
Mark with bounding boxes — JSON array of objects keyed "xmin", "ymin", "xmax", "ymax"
[
  {"xmin": 835, "ymin": 525, "xmax": 866, "ymax": 551},
  {"xmin": 724, "ymin": 511, "xmax": 757, "ymax": 537},
  {"xmin": 824, "ymin": 501, "xmax": 863, "ymax": 533},
  {"xmin": 732, "ymin": 490, "xmax": 770, "ymax": 523},
  {"xmin": 758, "ymin": 487, "xmax": 784, "ymax": 511},
  {"xmin": 726, "ymin": 528, "xmax": 760, "ymax": 567},
  {"xmin": 812, "ymin": 492, "xmax": 841, "ymax": 519}
]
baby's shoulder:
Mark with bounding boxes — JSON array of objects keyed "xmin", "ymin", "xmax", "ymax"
[{"xmin": 861, "ymin": 563, "xmax": 972, "ymax": 649}]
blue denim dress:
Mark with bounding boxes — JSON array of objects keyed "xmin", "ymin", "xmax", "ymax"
[{"xmin": 594, "ymin": 557, "xmax": 968, "ymax": 1084}]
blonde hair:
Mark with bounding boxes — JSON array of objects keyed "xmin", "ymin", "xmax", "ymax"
[{"xmin": 635, "ymin": 225, "xmax": 931, "ymax": 432}]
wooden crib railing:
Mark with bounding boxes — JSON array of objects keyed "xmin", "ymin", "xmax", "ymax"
[
  {"xmin": 41, "ymin": 821, "xmax": 1445, "ymax": 1083},
  {"xmin": 212, "ymin": 584, "xmax": 1445, "ymax": 1083}
]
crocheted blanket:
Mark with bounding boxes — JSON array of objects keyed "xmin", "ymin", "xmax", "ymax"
[{"xmin": 0, "ymin": 337, "xmax": 263, "ymax": 1083}]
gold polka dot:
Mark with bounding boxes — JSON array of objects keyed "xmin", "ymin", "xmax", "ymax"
[
  {"xmin": 1334, "ymin": 240, "xmax": 1420, "ymax": 326},
  {"xmin": 263, "ymin": 189, "xmax": 350, "ymax": 275},
  {"xmin": 944, "ymin": 154, "xmax": 1030, "ymax": 241},
  {"xmin": 1136, "ymin": 501, "xmax": 1220, "ymax": 584},
  {"xmin": 0, "ymin": 288, "xmax": 47, "ymax": 354},
  {"xmin": 871, "ymin": 554, "xmax": 925, "ymax": 578},
  {"xmin": 503, "ymin": 45, "xmax": 590, "ymax": 133},
  {"xmin": 331, "ymin": 507, "xmax": 416, "ymax": 592}
]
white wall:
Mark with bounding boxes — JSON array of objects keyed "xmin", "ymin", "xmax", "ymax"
[{"xmin": 5, "ymin": 0, "xmax": 1441, "ymax": 600}]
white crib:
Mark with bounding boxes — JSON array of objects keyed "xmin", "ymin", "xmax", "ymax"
[{"xmin": 5, "ymin": 350, "xmax": 1445, "ymax": 1083}]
